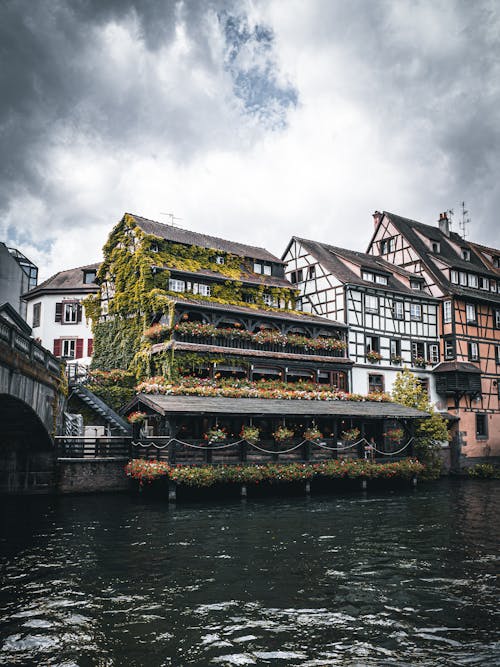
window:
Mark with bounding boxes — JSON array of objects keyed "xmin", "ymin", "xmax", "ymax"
[
  {"xmin": 365, "ymin": 295, "xmax": 378, "ymax": 313},
  {"xmin": 215, "ymin": 255, "xmax": 225, "ymax": 265},
  {"xmin": 263, "ymin": 293, "xmax": 278, "ymax": 307},
  {"xmin": 193, "ymin": 283, "xmax": 211, "ymax": 296},
  {"xmin": 428, "ymin": 343, "xmax": 439, "ymax": 364},
  {"xmin": 444, "ymin": 337, "xmax": 455, "ymax": 359},
  {"xmin": 468, "ymin": 342, "xmax": 479, "ymax": 361},
  {"xmin": 479, "ymin": 276, "xmax": 489, "ymax": 291},
  {"xmin": 32, "ymin": 302, "xmax": 41, "ymax": 328},
  {"xmin": 493, "ymin": 256, "xmax": 500, "ymax": 268},
  {"xmin": 393, "ymin": 301, "xmax": 404, "ymax": 320},
  {"xmin": 390, "ymin": 339, "xmax": 401, "ymax": 362},
  {"xmin": 375, "ymin": 275, "xmax": 388, "ymax": 285},
  {"xmin": 150, "ymin": 243, "xmax": 159, "ymax": 253},
  {"xmin": 468, "ymin": 274, "xmax": 478, "ymax": 288},
  {"xmin": 62, "ymin": 339, "xmax": 76, "ymax": 359},
  {"xmin": 459, "ymin": 272, "xmax": 467, "ymax": 286},
  {"xmin": 365, "ymin": 335, "xmax": 379, "ymax": 353},
  {"xmin": 450, "ymin": 270, "xmax": 459, "ymax": 284},
  {"xmin": 461, "ymin": 248, "xmax": 471, "ymax": 261},
  {"xmin": 308, "ymin": 265, "xmax": 316, "ymax": 279},
  {"xmin": 411, "ymin": 342, "xmax": 425, "ymax": 362},
  {"xmin": 254, "ymin": 261, "xmax": 272, "ymax": 275},
  {"xmin": 263, "ymin": 264, "xmax": 272, "ymax": 275},
  {"xmin": 432, "ymin": 242, "xmax": 440, "ymax": 253},
  {"xmin": 492, "ymin": 281, "xmax": 498, "ymax": 293},
  {"xmin": 443, "ymin": 300, "xmax": 452, "ymax": 324},
  {"xmin": 466, "ymin": 303, "xmax": 476, "ymax": 323},
  {"xmin": 494, "ymin": 309, "xmax": 500, "ymax": 328},
  {"xmin": 410, "ymin": 280, "xmax": 422, "ymax": 291},
  {"xmin": 83, "ymin": 270, "xmax": 97, "ymax": 284},
  {"xmin": 368, "ymin": 374, "xmax": 384, "ymax": 393},
  {"xmin": 379, "ymin": 238, "xmax": 395, "ymax": 254},
  {"xmin": 476, "ymin": 414, "xmax": 487, "ymax": 439},
  {"xmin": 362, "ymin": 271, "xmax": 374, "ymax": 282},
  {"xmin": 63, "ymin": 302, "xmax": 81, "ymax": 324},
  {"xmin": 495, "ymin": 345, "xmax": 500, "ymax": 364},
  {"xmin": 168, "ymin": 279, "xmax": 186, "ymax": 292},
  {"xmin": 410, "ymin": 303, "xmax": 422, "ymax": 320}
]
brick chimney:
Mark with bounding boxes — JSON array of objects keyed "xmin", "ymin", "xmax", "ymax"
[
  {"xmin": 438, "ymin": 212, "xmax": 450, "ymax": 237},
  {"xmin": 373, "ymin": 211, "xmax": 382, "ymax": 227}
]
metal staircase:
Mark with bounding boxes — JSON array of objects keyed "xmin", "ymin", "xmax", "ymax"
[{"xmin": 67, "ymin": 364, "xmax": 131, "ymax": 435}]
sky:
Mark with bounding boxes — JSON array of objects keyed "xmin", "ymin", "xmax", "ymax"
[{"xmin": 1, "ymin": 0, "xmax": 499, "ymax": 280}]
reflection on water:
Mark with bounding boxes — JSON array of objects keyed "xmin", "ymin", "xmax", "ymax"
[{"xmin": 0, "ymin": 480, "xmax": 499, "ymax": 666}]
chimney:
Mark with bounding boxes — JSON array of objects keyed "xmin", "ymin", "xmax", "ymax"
[
  {"xmin": 373, "ymin": 211, "xmax": 382, "ymax": 228},
  {"xmin": 438, "ymin": 212, "xmax": 450, "ymax": 237}
]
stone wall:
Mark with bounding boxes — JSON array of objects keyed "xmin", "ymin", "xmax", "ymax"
[{"xmin": 57, "ymin": 457, "xmax": 129, "ymax": 494}]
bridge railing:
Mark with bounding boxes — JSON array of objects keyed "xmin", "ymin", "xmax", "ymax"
[
  {"xmin": 0, "ymin": 315, "xmax": 62, "ymax": 376},
  {"xmin": 55, "ymin": 436, "xmax": 131, "ymax": 459}
]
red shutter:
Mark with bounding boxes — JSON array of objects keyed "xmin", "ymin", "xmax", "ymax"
[
  {"xmin": 87, "ymin": 338, "xmax": 93, "ymax": 356},
  {"xmin": 55, "ymin": 302, "xmax": 62, "ymax": 322},
  {"xmin": 53, "ymin": 339, "xmax": 62, "ymax": 357},
  {"xmin": 76, "ymin": 339, "xmax": 84, "ymax": 359}
]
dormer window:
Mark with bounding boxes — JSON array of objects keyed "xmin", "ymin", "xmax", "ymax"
[
  {"xmin": 83, "ymin": 269, "xmax": 97, "ymax": 284},
  {"xmin": 375, "ymin": 275, "xmax": 388, "ymax": 285},
  {"xmin": 150, "ymin": 242, "xmax": 159, "ymax": 253},
  {"xmin": 432, "ymin": 242, "xmax": 440, "ymax": 253},
  {"xmin": 461, "ymin": 248, "xmax": 471, "ymax": 261},
  {"xmin": 254, "ymin": 262, "xmax": 272, "ymax": 275},
  {"xmin": 362, "ymin": 271, "xmax": 374, "ymax": 282},
  {"xmin": 215, "ymin": 255, "xmax": 225, "ymax": 265},
  {"xmin": 410, "ymin": 279, "xmax": 422, "ymax": 290}
]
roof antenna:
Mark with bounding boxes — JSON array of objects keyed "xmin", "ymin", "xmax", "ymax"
[
  {"xmin": 459, "ymin": 202, "xmax": 470, "ymax": 240},
  {"xmin": 446, "ymin": 208, "xmax": 454, "ymax": 229},
  {"xmin": 159, "ymin": 212, "xmax": 182, "ymax": 227}
]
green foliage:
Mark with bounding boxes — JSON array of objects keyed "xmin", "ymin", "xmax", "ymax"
[
  {"xmin": 87, "ymin": 384, "xmax": 135, "ymax": 412},
  {"xmin": 91, "ymin": 317, "xmax": 144, "ymax": 371},
  {"xmin": 467, "ymin": 463, "xmax": 500, "ymax": 479},
  {"xmin": 392, "ymin": 368, "xmax": 449, "ymax": 479}
]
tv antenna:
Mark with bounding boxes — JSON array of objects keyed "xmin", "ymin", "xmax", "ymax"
[
  {"xmin": 159, "ymin": 212, "xmax": 182, "ymax": 227},
  {"xmin": 446, "ymin": 208, "xmax": 454, "ymax": 229},
  {"xmin": 459, "ymin": 201, "xmax": 470, "ymax": 239}
]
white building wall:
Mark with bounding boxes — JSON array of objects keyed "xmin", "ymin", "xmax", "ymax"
[{"xmin": 26, "ymin": 293, "xmax": 94, "ymax": 363}]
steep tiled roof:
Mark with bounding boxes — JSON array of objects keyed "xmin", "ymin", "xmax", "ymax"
[
  {"xmin": 167, "ymin": 264, "xmax": 291, "ymax": 289},
  {"xmin": 381, "ymin": 212, "xmax": 500, "ymax": 303},
  {"xmin": 129, "ymin": 213, "xmax": 285, "ymax": 264},
  {"xmin": 293, "ymin": 237, "xmax": 434, "ymax": 297},
  {"xmin": 24, "ymin": 263, "xmax": 100, "ymax": 299}
]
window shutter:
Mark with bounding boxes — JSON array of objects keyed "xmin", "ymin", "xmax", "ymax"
[
  {"xmin": 53, "ymin": 339, "xmax": 62, "ymax": 356},
  {"xmin": 77, "ymin": 304, "xmax": 82, "ymax": 323},
  {"xmin": 76, "ymin": 339, "xmax": 84, "ymax": 359},
  {"xmin": 55, "ymin": 302, "xmax": 62, "ymax": 322},
  {"xmin": 87, "ymin": 338, "xmax": 93, "ymax": 356}
]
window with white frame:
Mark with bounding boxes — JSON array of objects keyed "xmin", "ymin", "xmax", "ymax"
[
  {"xmin": 444, "ymin": 337, "xmax": 455, "ymax": 359},
  {"xmin": 459, "ymin": 272, "xmax": 467, "ymax": 286},
  {"xmin": 468, "ymin": 274, "xmax": 478, "ymax": 288},
  {"xmin": 428, "ymin": 343, "xmax": 439, "ymax": 364},
  {"xmin": 375, "ymin": 275, "xmax": 388, "ymax": 285},
  {"xmin": 215, "ymin": 255, "xmax": 225, "ymax": 265},
  {"xmin": 366, "ymin": 335, "xmax": 379, "ymax": 353},
  {"xmin": 479, "ymin": 276, "xmax": 489, "ymax": 291},
  {"xmin": 263, "ymin": 293, "xmax": 278, "ymax": 307},
  {"xmin": 450, "ymin": 270, "xmax": 459, "ymax": 284},
  {"xmin": 362, "ymin": 271, "xmax": 374, "ymax": 282},
  {"xmin": 468, "ymin": 342, "xmax": 479, "ymax": 361},
  {"xmin": 254, "ymin": 262, "xmax": 272, "ymax": 275},
  {"xmin": 365, "ymin": 295, "xmax": 378, "ymax": 313},
  {"xmin": 410, "ymin": 279, "xmax": 422, "ymax": 290},
  {"xmin": 393, "ymin": 300, "xmax": 404, "ymax": 320},
  {"xmin": 461, "ymin": 248, "xmax": 471, "ymax": 261},
  {"xmin": 63, "ymin": 302, "xmax": 80, "ymax": 324},
  {"xmin": 168, "ymin": 278, "xmax": 186, "ymax": 292},
  {"xmin": 379, "ymin": 238, "xmax": 395, "ymax": 254},
  {"xmin": 193, "ymin": 283, "xmax": 211, "ymax": 296},
  {"xmin": 61, "ymin": 339, "xmax": 76, "ymax": 359},
  {"xmin": 308, "ymin": 265, "xmax": 316, "ymax": 279},
  {"xmin": 431, "ymin": 242, "xmax": 440, "ymax": 253},
  {"xmin": 494, "ymin": 309, "xmax": 500, "ymax": 328},
  {"xmin": 443, "ymin": 300, "xmax": 452, "ymax": 324},
  {"xmin": 466, "ymin": 303, "xmax": 476, "ymax": 323},
  {"xmin": 410, "ymin": 303, "xmax": 422, "ymax": 320},
  {"xmin": 368, "ymin": 374, "xmax": 384, "ymax": 393},
  {"xmin": 492, "ymin": 281, "xmax": 498, "ymax": 293},
  {"xmin": 32, "ymin": 302, "xmax": 41, "ymax": 328}
]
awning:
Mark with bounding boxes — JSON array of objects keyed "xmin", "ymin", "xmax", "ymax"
[{"xmin": 129, "ymin": 394, "xmax": 430, "ymax": 420}]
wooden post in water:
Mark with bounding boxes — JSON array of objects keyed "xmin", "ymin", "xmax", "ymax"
[
  {"xmin": 168, "ymin": 482, "xmax": 177, "ymax": 502},
  {"xmin": 241, "ymin": 484, "xmax": 247, "ymax": 498},
  {"xmin": 412, "ymin": 475, "xmax": 417, "ymax": 487},
  {"xmin": 305, "ymin": 480, "xmax": 311, "ymax": 495},
  {"xmin": 361, "ymin": 479, "xmax": 367, "ymax": 491}
]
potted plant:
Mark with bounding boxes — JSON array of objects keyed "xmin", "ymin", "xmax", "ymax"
[
  {"xmin": 390, "ymin": 354, "xmax": 403, "ymax": 365},
  {"xmin": 366, "ymin": 350, "xmax": 382, "ymax": 363},
  {"xmin": 204, "ymin": 426, "xmax": 227, "ymax": 444},
  {"xmin": 240, "ymin": 425, "xmax": 260, "ymax": 442},
  {"xmin": 273, "ymin": 425, "xmax": 294, "ymax": 442},
  {"xmin": 383, "ymin": 427, "xmax": 404, "ymax": 444},
  {"xmin": 303, "ymin": 426, "xmax": 323, "ymax": 442},
  {"xmin": 127, "ymin": 411, "xmax": 147, "ymax": 424},
  {"xmin": 341, "ymin": 427, "xmax": 360, "ymax": 442},
  {"xmin": 412, "ymin": 356, "xmax": 427, "ymax": 368}
]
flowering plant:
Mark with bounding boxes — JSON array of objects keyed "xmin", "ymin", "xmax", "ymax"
[
  {"xmin": 273, "ymin": 425, "xmax": 295, "ymax": 442},
  {"xmin": 204, "ymin": 427, "xmax": 227, "ymax": 444},
  {"xmin": 303, "ymin": 426, "xmax": 323, "ymax": 441},
  {"xmin": 240, "ymin": 425, "xmax": 260, "ymax": 442},
  {"xmin": 412, "ymin": 356, "xmax": 427, "ymax": 368},
  {"xmin": 127, "ymin": 411, "xmax": 147, "ymax": 424},
  {"xmin": 341, "ymin": 427, "xmax": 360, "ymax": 442},
  {"xmin": 366, "ymin": 350, "xmax": 382, "ymax": 363},
  {"xmin": 383, "ymin": 427, "xmax": 404, "ymax": 443},
  {"xmin": 143, "ymin": 323, "xmax": 169, "ymax": 342},
  {"xmin": 390, "ymin": 354, "xmax": 403, "ymax": 365}
]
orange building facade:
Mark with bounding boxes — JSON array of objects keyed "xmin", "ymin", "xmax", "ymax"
[{"xmin": 367, "ymin": 211, "xmax": 500, "ymax": 461}]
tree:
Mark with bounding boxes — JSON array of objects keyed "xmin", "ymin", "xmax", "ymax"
[{"xmin": 391, "ymin": 368, "xmax": 449, "ymax": 479}]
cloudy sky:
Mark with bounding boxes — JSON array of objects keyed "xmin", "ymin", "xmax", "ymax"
[{"xmin": 1, "ymin": 0, "xmax": 499, "ymax": 279}]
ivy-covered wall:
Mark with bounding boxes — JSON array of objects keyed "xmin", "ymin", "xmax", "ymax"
[{"xmin": 85, "ymin": 213, "xmax": 299, "ymax": 377}]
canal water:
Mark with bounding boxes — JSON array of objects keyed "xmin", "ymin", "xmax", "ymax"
[{"xmin": 0, "ymin": 480, "xmax": 498, "ymax": 666}]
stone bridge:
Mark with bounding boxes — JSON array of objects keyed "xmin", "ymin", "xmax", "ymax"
[{"xmin": 0, "ymin": 313, "xmax": 65, "ymax": 492}]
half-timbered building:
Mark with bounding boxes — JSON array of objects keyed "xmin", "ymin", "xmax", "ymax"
[
  {"xmin": 282, "ymin": 238, "xmax": 440, "ymax": 407},
  {"xmin": 367, "ymin": 211, "xmax": 500, "ymax": 459}
]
